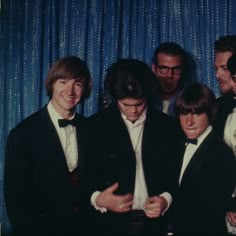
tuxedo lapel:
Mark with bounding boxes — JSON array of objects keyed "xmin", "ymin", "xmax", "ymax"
[
  {"xmin": 39, "ymin": 107, "xmax": 69, "ymax": 173},
  {"xmin": 74, "ymin": 114, "xmax": 86, "ymax": 176},
  {"xmin": 141, "ymin": 108, "xmax": 167, "ymax": 161},
  {"xmin": 108, "ymin": 106, "xmax": 136, "ymax": 159},
  {"xmin": 177, "ymin": 140, "xmax": 188, "ymax": 182}
]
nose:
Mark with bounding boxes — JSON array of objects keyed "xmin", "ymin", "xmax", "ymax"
[
  {"xmin": 215, "ymin": 68, "xmax": 221, "ymax": 79},
  {"xmin": 167, "ymin": 69, "xmax": 174, "ymax": 78},
  {"xmin": 186, "ymin": 114, "xmax": 194, "ymax": 125},
  {"xmin": 130, "ymin": 106, "xmax": 137, "ymax": 113},
  {"xmin": 66, "ymin": 82, "xmax": 75, "ymax": 94}
]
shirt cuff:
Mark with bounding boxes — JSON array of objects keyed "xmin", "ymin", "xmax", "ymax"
[
  {"xmin": 91, "ymin": 191, "xmax": 107, "ymax": 213},
  {"xmin": 159, "ymin": 192, "xmax": 172, "ymax": 215}
]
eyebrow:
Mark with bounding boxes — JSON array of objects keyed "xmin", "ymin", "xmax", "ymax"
[
  {"xmin": 158, "ymin": 65, "xmax": 182, "ymax": 67},
  {"xmin": 119, "ymin": 100, "xmax": 145, "ymax": 106}
]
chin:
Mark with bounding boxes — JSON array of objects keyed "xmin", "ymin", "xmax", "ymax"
[
  {"xmin": 128, "ymin": 117, "xmax": 138, "ymax": 122},
  {"xmin": 185, "ymin": 132, "xmax": 197, "ymax": 139}
]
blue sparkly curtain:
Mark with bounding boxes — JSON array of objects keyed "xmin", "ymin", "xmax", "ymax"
[{"xmin": 1, "ymin": 0, "xmax": 236, "ymax": 234}]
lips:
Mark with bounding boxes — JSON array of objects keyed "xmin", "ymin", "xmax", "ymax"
[
  {"xmin": 218, "ymin": 80, "xmax": 227, "ymax": 86},
  {"xmin": 64, "ymin": 96, "xmax": 75, "ymax": 101},
  {"xmin": 185, "ymin": 128, "xmax": 196, "ymax": 133}
]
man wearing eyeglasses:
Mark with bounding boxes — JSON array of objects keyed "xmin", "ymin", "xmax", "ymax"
[{"xmin": 152, "ymin": 42, "xmax": 188, "ymax": 117}]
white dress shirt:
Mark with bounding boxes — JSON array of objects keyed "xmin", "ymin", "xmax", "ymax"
[
  {"xmin": 179, "ymin": 126, "xmax": 212, "ymax": 185},
  {"xmin": 224, "ymin": 107, "xmax": 236, "ymax": 156},
  {"xmin": 121, "ymin": 108, "xmax": 148, "ymax": 209},
  {"xmin": 162, "ymin": 100, "xmax": 170, "ymax": 114},
  {"xmin": 47, "ymin": 102, "xmax": 78, "ymax": 172}
]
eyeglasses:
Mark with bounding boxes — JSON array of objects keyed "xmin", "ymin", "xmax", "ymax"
[{"xmin": 157, "ymin": 65, "xmax": 182, "ymax": 75}]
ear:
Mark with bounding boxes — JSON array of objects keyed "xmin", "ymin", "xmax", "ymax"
[{"xmin": 152, "ymin": 64, "xmax": 157, "ymax": 74}]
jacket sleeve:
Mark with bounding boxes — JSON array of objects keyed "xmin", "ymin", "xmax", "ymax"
[{"xmin": 4, "ymin": 128, "xmax": 37, "ymax": 234}]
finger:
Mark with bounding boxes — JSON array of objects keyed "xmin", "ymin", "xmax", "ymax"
[
  {"xmin": 144, "ymin": 209, "xmax": 160, "ymax": 218},
  {"xmin": 144, "ymin": 201, "xmax": 160, "ymax": 210},
  {"xmin": 228, "ymin": 214, "xmax": 234, "ymax": 222},
  {"xmin": 107, "ymin": 182, "xmax": 119, "ymax": 193},
  {"xmin": 117, "ymin": 203, "xmax": 132, "ymax": 212},
  {"xmin": 231, "ymin": 214, "xmax": 236, "ymax": 224},
  {"xmin": 145, "ymin": 203, "xmax": 160, "ymax": 209},
  {"xmin": 120, "ymin": 200, "xmax": 133, "ymax": 209},
  {"xmin": 122, "ymin": 193, "xmax": 133, "ymax": 201},
  {"xmin": 146, "ymin": 196, "xmax": 159, "ymax": 203},
  {"xmin": 227, "ymin": 215, "xmax": 233, "ymax": 224},
  {"xmin": 228, "ymin": 212, "xmax": 235, "ymax": 222},
  {"xmin": 144, "ymin": 206, "xmax": 161, "ymax": 214}
]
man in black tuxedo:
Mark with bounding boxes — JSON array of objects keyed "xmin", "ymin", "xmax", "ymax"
[
  {"xmin": 214, "ymin": 36, "xmax": 236, "ymax": 235},
  {"xmin": 214, "ymin": 35, "xmax": 236, "ymax": 137},
  {"xmin": 4, "ymin": 56, "xmax": 91, "ymax": 236},
  {"xmin": 85, "ymin": 59, "xmax": 182, "ymax": 235},
  {"xmin": 173, "ymin": 83, "xmax": 236, "ymax": 236},
  {"xmin": 224, "ymin": 53, "xmax": 236, "ymax": 235}
]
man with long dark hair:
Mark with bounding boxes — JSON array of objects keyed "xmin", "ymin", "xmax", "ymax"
[{"xmin": 85, "ymin": 58, "xmax": 181, "ymax": 235}]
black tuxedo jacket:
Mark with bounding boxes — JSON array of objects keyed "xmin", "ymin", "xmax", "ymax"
[
  {"xmin": 85, "ymin": 104, "xmax": 183, "ymax": 235},
  {"xmin": 4, "ymin": 106, "xmax": 88, "ymax": 236},
  {"xmin": 173, "ymin": 130, "xmax": 236, "ymax": 236}
]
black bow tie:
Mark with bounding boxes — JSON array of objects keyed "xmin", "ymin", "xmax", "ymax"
[
  {"xmin": 185, "ymin": 138, "xmax": 198, "ymax": 145},
  {"xmin": 58, "ymin": 118, "xmax": 77, "ymax": 127}
]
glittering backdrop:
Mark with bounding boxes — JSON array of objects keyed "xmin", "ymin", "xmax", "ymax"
[{"xmin": 1, "ymin": 0, "xmax": 236, "ymax": 234}]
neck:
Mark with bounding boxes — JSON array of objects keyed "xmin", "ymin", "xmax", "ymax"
[
  {"xmin": 160, "ymin": 92, "xmax": 177, "ymax": 100},
  {"xmin": 159, "ymin": 87, "xmax": 180, "ymax": 100},
  {"xmin": 50, "ymin": 101, "xmax": 75, "ymax": 119},
  {"xmin": 63, "ymin": 112, "xmax": 75, "ymax": 119}
]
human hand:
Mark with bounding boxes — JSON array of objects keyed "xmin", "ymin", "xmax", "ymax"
[
  {"xmin": 226, "ymin": 211, "xmax": 236, "ymax": 226},
  {"xmin": 144, "ymin": 196, "xmax": 168, "ymax": 218},
  {"xmin": 95, "ymin": 182, "xmax": 133, "ymax": 213}
]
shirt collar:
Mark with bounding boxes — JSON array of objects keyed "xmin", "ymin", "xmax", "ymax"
[
  {"xmin": 195, "ymin": 125, "xmax": 212, "ymax": 147},
  {"xmin": 47, "ymin": 101, "xmax": 75, "ymax": 128}
]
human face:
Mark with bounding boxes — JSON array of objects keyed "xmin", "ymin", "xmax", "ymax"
[
  {"xmin": 180, "ymin": 113, "xmax": 209, "ymax": 139},
  {"xmin": 117, "ymin": 97, "xmax": 147, "ymax": 122},
  {"xmin": 152, "ymin": 53, "xmax": 182, "ymax": 97},
  {"xmin": 51, "ymin": 78, "xmax": 84, "ymax": 118},
  {"xmin": 215, "ymin": 52, "xmax": 233, "ymax": 95}
]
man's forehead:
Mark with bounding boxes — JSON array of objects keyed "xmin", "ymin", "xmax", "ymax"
[
  {"xmin": 157, "ymin": 53, "xmax": 182, "ymax": 64},
  {"xmin": 215, "ymin": 51, "xmax": 233, "ymax": 61},
  {"xmin": 58, "ymin": 76, "xmax": 84, "ymax": 81},
  {"xmin": 119, "ymin": 98, "xmax": 146, "ymax": 106}
]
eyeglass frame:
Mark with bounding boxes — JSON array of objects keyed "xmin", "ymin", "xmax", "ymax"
[{"xmin": 156, "ymin": 65, "xmax": 183, "ymax": 75}]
